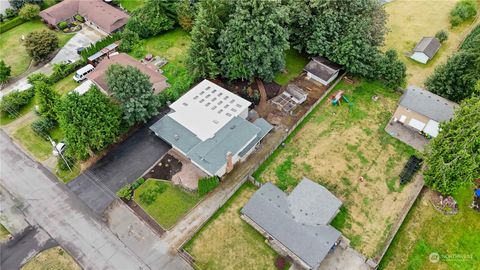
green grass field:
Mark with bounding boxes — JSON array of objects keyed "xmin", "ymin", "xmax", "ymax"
[
  {"xmin": 134, "ymin": 179, "xmax": 200, "ymax": 229},
  {"xmin": 52, "ymin": 73, "xmax": 78, "ymax": 95},
  {"xmin": 0, "ymin": 20, "xmax": 74, "ymax": 77},
  {"xmin": 12, "ymin": 118, "xmax": 53, "ymax": 161},
  {"xmin": 379, "ymin": 185, "xmax": 480, "ymax": 270},
  {"xmin": 118, "ymin": 0, "xmax": 145, "ymax": 12},
  {"xmin": 274, "ymin": 49, "xmax": 309, "ymax": 86}
]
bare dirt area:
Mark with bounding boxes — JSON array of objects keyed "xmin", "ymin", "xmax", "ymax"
[
  {"xmin": 256, "ymin": 80, "xmax": 421, "ymax": 258},
  {"xmin": 143, "ymin": 153, "xmax": 182, "ymax": 180}
]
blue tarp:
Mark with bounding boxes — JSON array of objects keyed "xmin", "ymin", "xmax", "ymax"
[{"xmin": 475, "ymin": 189, "xmax": 480, "ymax": 197}]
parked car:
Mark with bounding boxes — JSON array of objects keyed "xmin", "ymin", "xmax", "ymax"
[
  {"xmin": 62, "ymin": 59, "xmax": 74, "ymax": 65},
  {"xmin": 73, "ymin": 64, "xmax": 95, "ymax": 82},
  {"xmin": 53, "ymin": 142, "xmax": 66, "ymax": 157}
]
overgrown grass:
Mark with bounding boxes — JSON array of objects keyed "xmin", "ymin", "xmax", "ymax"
[
  {"xmin": 274, "ymin": 49, "xmax": 309, "ymax": 85},
  {"xmin": 12, "ymin": 119, "xmax": 52, "ymax": 161},
  {"xmin": 0, "ymin": 96, "xmax": 35, "ymax": 126},
  {"xmin": 134, "ymin": 179, "xmax": 200, "ymax": 229}
]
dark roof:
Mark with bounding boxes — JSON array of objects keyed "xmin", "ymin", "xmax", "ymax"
[
  {"xmin": 413, "ymin": 37, "xmax": 441, "ymax": 58},
  {"xmin": 241, "ymin": 179, "xmax": 342, "ymax": 269},
  {"xmin": 304, "ymin": 57, "xmax": 342, "ymax": 81},
  {"xmin": 399, "ymin": 86, "xmax": 458, "ymax": 122}
]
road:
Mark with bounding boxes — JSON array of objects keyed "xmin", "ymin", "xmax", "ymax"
[{"xmin": 0, "ymin": 130, "xmax": 148, "ymax": 270}]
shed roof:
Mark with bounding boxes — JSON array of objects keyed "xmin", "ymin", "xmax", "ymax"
[
  {"xmin": 304, "ymin": 57, "xmax": 342, "ymax": 82},
  {"xmin": 413, "ymin": 37, "xmax": 441, "ymax": 58},
  {"xmin": 399, "ymin": 86, "xmax": 458, "ymax": 122},
  {"xmin": 241, "ymin": 178, "xmax": 342, "ymax": 269},
  {"xmin": 286, "ymin": 84, "xmax": 308, "ymax": 102}
]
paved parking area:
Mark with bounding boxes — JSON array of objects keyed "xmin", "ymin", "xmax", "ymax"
[
  {"xmin": 67, "ymin": 113, "xmax": 171, "ymax": 214},
  {"xmin": 385, "ymin": 121, "xmax": 429, "ymax": 151},
  {"xmin": 51, "ymin": 26, "xmax": 105, "ymax": 64}
]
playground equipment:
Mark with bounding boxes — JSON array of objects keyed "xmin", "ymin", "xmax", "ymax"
[{"xmin": 330, "ymin": 90, "xmax": 349, "ymax": 106}]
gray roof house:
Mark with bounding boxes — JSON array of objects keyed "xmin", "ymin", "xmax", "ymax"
[
  {"xmin": 241, "ymin": 178, "xmax": 342, "ymax": 270},
  {"xmin": 150, "ymin": 80, "xmax": 273, "ymax": 178},
  {"xmin": 304, "ymin": 57, "xmax": 342, "ymax": 86},
  {"xmin": 410, "ymin": 37, "xmax": 441, "ymax": 64}
]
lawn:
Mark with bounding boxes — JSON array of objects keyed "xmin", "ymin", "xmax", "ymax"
[
  {"xmin": 0, "ymin": 96, "xmax": 35, "ymax": 126},
  {"xmin": 134, "ymin": 179, "xmax": 200, "ymax": 229},
  {"xmin": 254, "ymin": 79, "xmax": 421, "ymax": 257},
  {"xmin": 21, "ymin": 247, "xmax": 80, "ymax": 270},
  {"xmin": 379, "ymin": 185, "xmax": 480, "ymax": 270},
  {"xmin": 130, "ymin": 28, "xmax": 191, "ymax": 90},
  {"xmin": 274, "ymin": 49, "xmax": 309, "ymax": 86},
  {"xmin": 184, "ymin": 182, "xmax": 279, "ymax": 270},
  {"xmin": 12, "ymin": 118, "xmax": 53, "ymax": 161},
  {"xmin": 118, "ymin": 0, "xmax": 145, "ymax": 12},
  {"xmin": 0, "ymin": 20, "xmax": 74, "ymax": 77},
  {"xmin": 0, "ymin": 223, "xmax": 10, "ymax": 242},
  {"xmin": 383, "ymin": 0, "xmax": 478, "ymax": 86},
  {"xmin": 52, "ymin": 72, "xmax": 78, "ymax": 95}
]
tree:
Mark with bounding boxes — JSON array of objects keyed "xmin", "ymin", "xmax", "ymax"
[
  {"xmin": 55, "ymin": 87, "xmax": 122, "ymax": 160},
  {"xmin": 435, "ymin": 30, "xmax": 449, "ymax": 43},
  {"xmin": 0, "ymin": 88, "xmax": 34, "ymax": 117},
  {"xmin": 126, "ymin": 0, "xmax": 176, "ymax": 38},
  {"xmin": 119, "ymin": 29, "xmax": 139, "ymax": 52},
  {"xmin": 35, "ymin": 81, "xmax": 60, "ymax": 120},
  {"xmin": 286, "ymin": 0, "xmax": 313, "ymax": 52},
  {"xmin": 187, "ymin": 0, "xmax": 232, "ymax": 79},
  {"xmin": 450, "ymin": 0, "xmax": 477, "ymax": 27},
  {"xmin": 9, "ymin": 0, "xmax": 43, "ymax": 10},
  {"xmin": 424, "ymin": 96, "xmax": 480, "ymax": 194},
  {"xmin": 106, "ymin": 65, "xmax": 158, "ymax": 126},
  {"xmin": 306, "ymin": 0, "xmax": 387, "ymax": 78},
  {"xmin": 0, "ymin": 60, "xmax": 12, "ymax": 84},
  {"xmin": 375, "ymin": 49, "xmax": 406, "ymax": 89},
  {"xmin": 425, "ymin": 51, "xmax": 480, "ymax": 102},
  {"xmin": 24, "ymin": 30, "xmax": 59, "ymax": 62},
  {"xmin": 177, "ymin": 0, "xmax": 196, "ymax": 31},
  {"xmin": 219, "ymin": 0, "xmax": 289, "ymax": 81},
  {"xmin": 18, "ymin": 3, "xmax": 40, "ymax": 20}
]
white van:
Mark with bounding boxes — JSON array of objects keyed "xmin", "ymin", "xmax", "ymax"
[{"xmin": 73, "ymin": 64, "xmax": 94, "ymax": 82}]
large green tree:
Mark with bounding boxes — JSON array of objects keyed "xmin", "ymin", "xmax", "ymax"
[
  {"xmin": 35, "ymin": 81, "xmax": 60, "ymax": 120},
  {"xmin": 106, "ymin": 64, "xmax": 158, "ymax": 126},
  {"xmin": 286, "ymin": 0, "xmax": 313, "ymax": 52},
  {"xmin": 126, "ymin": 0, "xmax": 176, "ymax": 38},
  {"xmin": 375, "ymin": 49, "xmax": 406, "ymax": 89},
  {"xmin": 187, "ymin": 0, "xmax": 232, "ymax": 80},
  {"xmin": 176, "ymin": 0, "xmax": 196, "ymax": 31},
  {"xmin": 9, "ymin": 0, "xmax": 42, "ymax": 10},
  {"xmin": 18, "ymin": 3, "xmax": 39, "ymax": 20},
  {"xmin": 55, "ymin": 87, "xmax": 122, "ymax": 160},
  {"xmin": 219, "ymin": 0, "xmax": 289, "ymax": 81},
  {"xmin": 424, "ymin": 95, "xmax": 480, "ymax": 194},
  {"xmin": 0, "ymin": 60, "xmax": 11, "ymax": 84},
  {"xmin": 24, "ymin": 30, "xmax": 59, "ymax": 62}
]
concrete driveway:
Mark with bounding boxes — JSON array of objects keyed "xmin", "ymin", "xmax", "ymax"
[
  {"xmin": 67, "ymin": 113, "xmax": 171, "ymax": 214},
  {"xmin": 51, "ymin": 26, "xmax": 105, "ymax": 64}
]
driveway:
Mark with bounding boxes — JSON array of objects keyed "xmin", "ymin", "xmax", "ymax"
[{"xmin": 67, "ymin": 113, "xmax": 171, "ymax": 214}]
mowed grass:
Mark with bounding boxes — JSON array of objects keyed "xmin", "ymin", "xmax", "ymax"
[
  {"xmin": 379, "ymin": 186, "xmax": 480, "ymax": 270},
  {"xmin": 134, "ymin": 179, "xmax": 200, "ymax": 229},
  {"xmin": 383, "ymin": 0, "xmax": 478, "ymax": 86},
  {"xmin": 12, "ymin": 118, "xmax": 53, "ymax": 161},
  {"xmin": 52, "ymin": 73, "xmax": 78, "ymax": 95},
  {"xmin": 274, "ymin": 49, "xmax": 309, "ymax": 86},
  {"xmin": 21, "ymin": 247, "xmax": 80, "ymax": 270},
  {"xmin": 0, "ymin": 20, "xmax": 74, "ymax": 77},
  {"xmin": 184, "ymin": 182, "xmax": 278, "ymax": 270},
  {"xmin": 254, "ymin": 79, "xmax": 420, "ymax": 257},
  {"xmin": 118, "ymin": 0, "xmax": 145, "ymax": 12}
]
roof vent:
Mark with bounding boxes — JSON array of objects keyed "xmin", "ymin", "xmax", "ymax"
[{"xmin": 174, "ymin": 134, "xmax": 179, "ymax": 141}]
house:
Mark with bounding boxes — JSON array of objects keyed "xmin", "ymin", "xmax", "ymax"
[
  {"xmin": 410, "ymin": 37, "xmax": 441, "ymax": 64},
  {"xmin": 40, "ymin": 0, "xmax": 129, "ymax": 34},
  {"xmin": 241, "ymin": 178, "xmax": 342, "ymax": 270},
  {"xmin": 150, "ymin": 80, "xmax": 273, "ymax": 178},
  {"xmin": 87, "ymin": 53, "xmax": 169, "ymax": 95},
  {"xmin": 392, "ymin": 86, "xmax": 458, "ymax": 137},
  {"xmin": 272, "ymin": 84, "xmax": 308, "ymax": 113},
  {"xmin": 304, "ymin": 57, "xmax": 342, "ymax": 86}
]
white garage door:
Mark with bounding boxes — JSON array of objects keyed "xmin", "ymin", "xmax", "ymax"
[
  {"xmin": 424, "ymin": 120, "xmax": 440, "ymax": 137},
  {"xmin": 408, "ymin": 118, "xmax": 426, "ymax": 131}
]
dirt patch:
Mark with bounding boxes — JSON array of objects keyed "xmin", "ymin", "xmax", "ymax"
[{"xmin": 143, "ymin": 154, "xmax": 182, "ymax": 180}]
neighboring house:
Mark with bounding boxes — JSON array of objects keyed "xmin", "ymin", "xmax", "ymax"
[
  {"xmin": 410, "ymin": 37, "xmax": 441, "ymax": 64},
  {"xmin": 87, "ymin": 53, "xmax": 169, "ymax": 95},
  {"xmin": 241, "ymin": 178, "xmax": 342, "ymax": 270},
  {"xmin": 304, "ymin": 57, "xmax": 342, "ymax": 86},
  {"xmin": 392, "ymin": 86, "xmax": 458, "ymax": 138},
  {"xmin": 150, "ymin": 80, "xmax": 273, "ymax": 178},
  {"xmin": 40, "ymin": 0, "xmax": 129, "ymax": 34}
]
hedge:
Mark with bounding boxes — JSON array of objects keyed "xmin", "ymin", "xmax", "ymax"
[
  {"xmin": 74, "ymin": 14, "xmax": 85, "ymax": 23},
  {"xmin": 57, "ymin": 21, "xmax": 68, "ymax": 30},
  {"xmin": 80, "ymin": 33, "xmax": 121, "ymax": 60},
  {"xmin": 198, "ymin": 176, "xmax": 220, "ymax": 196},
  {"xmin": 31, "ymin": 117, "xmax": 56, "ymax": 139},
  {"xmin": 0, "ymin": 17, "xmax": 26, "ymax": 34},
  {"xmin": 0, "ymin": 88, "xmax": 35, "ymax": 116}
]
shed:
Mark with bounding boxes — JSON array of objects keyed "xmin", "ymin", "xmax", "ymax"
[
  {"xmin": 304, "ymin": 57, "xmax": 342, "ymax": 86},
  {"xmin": 410, "ymin": 37, "xmax": 441, "ymax": 64}
]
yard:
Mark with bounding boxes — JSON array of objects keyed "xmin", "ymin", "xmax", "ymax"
[
  {"xmin": 0, "ymin": 20, "xmax": 74, "ymax": 77},
  {"xmin": 52, "ymin": 73, "xmax": 78, "ymax": 95},
  {"xmin": 274, "ymin": 49, "xmax": 309, "ymax": 86},
  {"xmin": 184, "ymin": 182, "xmax": 279, "ymax": 270},
  {"xmin": 383, "ymin": 0, "xmax": 478, "ymax": 86},
  {"xmin": 21, "ymin": 247, "xmax": 80, "ymax": 270},
  {"xmin": 379, "ymin": 185, "xmax": 480, "ymax": 270},
  {"xmin": 118, "ymin": 0, "xmax": 145, "ymax": 12},
  {"xmin": 254, "ymin": 80, "xmax": 421, "ymax": 258},
  {"xmin": 133, "ymin": 179, "xmax": 200, "ymax": 229},
  {"xmin": 12, "ymin": 118, "xmax": 55, "ymax": 161}
]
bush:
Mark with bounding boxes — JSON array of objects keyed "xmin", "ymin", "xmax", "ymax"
[
  {"xmin": 119, "ymin": 29, "xmax": 139, "ymax": 52},
  {"xmin": 275, "ymin": 256, "xmax": 287, "ymax": 270},
  {"xmin": 57, "ymin": 21, "xmax": 68, "ymax": 30},
  {"xmin": 18, "ymin": 4, "xmax": 40, "ymax": 21},
  {"xmin": 435, "ymin": 30, "xmax": 449, "ymax": 43},
  {"xmin": 450, "ymin": 0, "xmax": 477, "ymax": 26},
  {"xmin": 139, "ymin": 188, "xmax": 157, "ymax": 205},
  {"xmin": 74, "ymin": 14, "xmax": 84, "ymax": 23},
  {"xmin": 50, "ymin": 60, "xmax": 85, "ymax": 83},
  {"xmin": 31, "ymin": 117, "xmax": 56, "ymax": 138},
  {"xmin": 198, "ymin": 176, "xmax": 219, "ymax": 196},
  {"xmin": 0, "ymin": 88, "xmax": 34, "ymax": 116},
  {"xmin": 5, "ymin": 8, "xmax": 17, "ymax": 19},
  {"xmin": 116, "ymin": 184, "xmax": 132, "ymax": 200},
  {"xmin": 131, "ymin": 177, "xmax": 145, "ymax": 190},
  {"xmin": 24, "ymin": 29, "xmax": 59, "ymax": 62},
  {"xmin": 0, "ymin": 60, "xmax": 12, "ymax": 84},
  {"xmin": 28, "ymin": 72, "xmax": 50, "ymax": 85},
  {"xmin": 0, "ymin": 17, "xmax": 26, "ymax": 34}
]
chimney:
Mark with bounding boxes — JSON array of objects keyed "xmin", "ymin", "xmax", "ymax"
[{"xmin": 226, "ymin": 152, "xmax": 234, "ymax": 173}]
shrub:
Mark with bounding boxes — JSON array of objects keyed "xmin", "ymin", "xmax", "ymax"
[
  {"xmin": 28, "ymin": 72, "xmax": 50, "ymax": 85},
  {"xmin": 116, "ymin": 184, "xmax": 132, "ymax": 200},
  {"xmin": 50, "ymin": 60, "xmax": 85, "ymax": 83},
  {"xmin": 450, "ymin": 0, "xmax": 477, "ymax": 26},
  {"xmin": 5, "ymin": 8, "xmax": 17, "ymax": 19},
  {"xmin": 57, "ymin": 21, "xmax": 68, "ymax": 30},
  {"xmin": 24, "ymin": 29, "xmax": 59, "ymax": 62},
  {"xmin": 435, "ymin": 30, "xmax": 449, "ymax": 43},
  {"xmin": 119, "ymin": 29, "xmax": 139, "ymax": 52},
  {"xmin": 198, "ymin": 176, "xmax": 219, "ymax": 196},
  {"xmin": 139, "ymin": 188, "xmax": 157, "ymax": 205},
  {"xmin": 0, "ymin": 88, "xmax": 34, "ymax": 116},
  {"xmin": 131, "ymin": 177, "xmax": 145, "ymax": 190},
  {"xmin": 275, "ymin": 256, "xmax": 287, "ymax": 270},
  {"xmin": 74, "ymin": 14, "xmax": 84, "ymax": 22},
  {"xmin": 18, "ymin": 3, "xmax": 40, "ymax": 21},
  {"xmin": 0, "ymin": 17, "xmax": 25, "ymax": 34},
  {"xmin": 0, "ymin": 60, "xmax": 11, "ymax": 84},
  {"xmin": 31, "ymin": 117, "xmax": 56, "ymax": 138}
]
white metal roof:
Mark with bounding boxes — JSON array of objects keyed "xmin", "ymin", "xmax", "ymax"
[
  {"xmin": 169, "ymin": 80, "xmax": 251, "ymax": 141},
  {"xmin": 72, "ymin": 80, "xmax": 93, "ymax": 95},
  {"xmin": 424, "ymin": 120, "xmax": 440, "ymax": 137}
]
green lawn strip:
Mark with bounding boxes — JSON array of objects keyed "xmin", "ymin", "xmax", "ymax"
[
  {"xmin": 118, "ymin": 0, "xmax": 146, "ymax": 12},
  {"xmin": 134, "ymin": 179, "xmax": 200, "ymax": 229},
  {"xmin": 12, "ymin": 119, "xmax": 52, "ymax": 161},
  {"xmin": 0, "ymin": 96, "xmax": 35, "ymax": 126},
  {"xmin": 0, "ymin": 20, "xmax": 74, "ymax": 77},
  {"xmin": 274, "ymin": 49, "xmax": 309, "ymax": 86},
  {"xmin": 378, "ymin": 185, "xmax": 480, "ymax": 270},
  {"xmin": 56, "ymin": 164, "xmax": 80, "ymax": 184},
  {"xmin": 0, "ymin": 223, "xmax": 10, "ymax": 241},
  {"xmin": 51, "ymin": 73, "xmax": 78, "ymax": 95}
]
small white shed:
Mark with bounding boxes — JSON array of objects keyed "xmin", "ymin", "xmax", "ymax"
[
  {"xmin": 304, "ymin": 57, "xmax": 342, "ymax": 86},
  {"xmin": 410, "ymin": 37, "xmax": 441, "ymax": 64}
]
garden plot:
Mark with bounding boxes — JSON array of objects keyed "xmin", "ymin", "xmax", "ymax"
[{"xmin": 255, "ymin": 80, "xmax": 421, "ymax": 258}]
